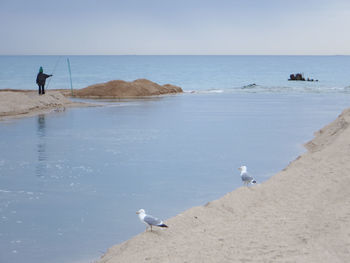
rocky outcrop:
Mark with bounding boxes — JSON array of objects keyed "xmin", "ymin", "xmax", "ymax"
[
  {"xmin": 289, "ymin": 73, "xmax": 305, "ymax": 81},
  {"xmin": 288, "ymin": 73, "xmax": 318, "ymax": 82},
  {"xmin": 72, "ymin": 79, "xmax": 183, "ymax": 98}
]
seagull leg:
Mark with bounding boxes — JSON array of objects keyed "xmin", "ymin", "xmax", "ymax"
[{"xmin": 150, "ymin": 225, "xmax": 153, "ymax": 232}]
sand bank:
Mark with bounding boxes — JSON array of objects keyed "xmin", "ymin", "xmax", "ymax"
[
  {"xmin": 71, "ymin": 79, "xmax": 183, "ymax": 99},
  {"xmin": 98, "ymin": 108, "xmax": 350, "ymax": 262},
  {"xmin": 0, "ymin": 90, "xmax": 91, "ymax": 120},
  {"xmin": 0, "ymin": 78, "xmax": 182, "ymax": 119}
]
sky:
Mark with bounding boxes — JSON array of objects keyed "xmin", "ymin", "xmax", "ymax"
[{"xmin": 1, "ymin": 0, "xmax": 350, "ymax": 55}]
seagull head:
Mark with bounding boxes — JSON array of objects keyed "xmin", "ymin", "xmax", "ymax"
[
  {"xmin": 238, "ymin": 165, "xmax": 247, "ymax": 173},
  {"xmin": 136, "ymin": 209, "xmax": 145, "ymax": 215}
]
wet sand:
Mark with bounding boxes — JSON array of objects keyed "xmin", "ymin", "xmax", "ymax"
[
  {"xmin": 98, "ymin": 108, "xmax": 350, "ymax": 262},
  {"xmin": 0, "ymin": 90, "xmax": 91, "ymax": 120}
]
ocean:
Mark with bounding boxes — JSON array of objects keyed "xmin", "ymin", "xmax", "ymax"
[
  {"xmin": 1, "ymin": 55, "xmax": 350, "ymax": 93},
  {"xmin": 0, "ymin": 55, "xmax": 350, "ymax": 263}
]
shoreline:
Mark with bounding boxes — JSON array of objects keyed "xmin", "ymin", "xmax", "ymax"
[
  {"xmin": 98, "ymin": 108, "xmax": 350, "ymax": 262},
  {"xmin": 0, "ymin": 87, "xmax": 183, "ymax": 121},
  {"xmin": 0, "ymin": 90, "xmax": 95, "ymax": 121}
]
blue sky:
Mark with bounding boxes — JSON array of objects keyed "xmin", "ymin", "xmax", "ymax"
[{"xmin": 1, "ymin": 0, "xmax": 350, "ymax": 55}]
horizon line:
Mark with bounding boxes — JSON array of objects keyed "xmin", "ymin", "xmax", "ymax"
[{"xmin": 0, "ymin": 54, "xmax": 349, "ymax": 56}]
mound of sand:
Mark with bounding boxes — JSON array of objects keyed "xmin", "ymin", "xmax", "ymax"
[
  {"xmin": 72, "ymin": 79, "xmax": 183, "ymax": 98},
  {"xmin": 98, "ymin": 108, "xmax": 350, "ymax": 262}
]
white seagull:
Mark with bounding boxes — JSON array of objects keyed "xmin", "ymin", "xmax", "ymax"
[
  {"xmin": 136, "ymin": 209, "xmax": 168, "ymax": 231},
  {"xmin": 238, "ymin": 165, "xmax": 257, "ymax": 186}
]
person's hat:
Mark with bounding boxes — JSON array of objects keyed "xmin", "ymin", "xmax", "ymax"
[{"xmin": 39, "ymin": 66, "xmax": 43, "ymax": 73}]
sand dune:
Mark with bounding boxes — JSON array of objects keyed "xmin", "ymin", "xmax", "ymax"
[
  {"xmin": 98, "ymin": 109, "xmax": 350, "ymax": 262},
  {"xmin": 72, "ymin": 79, "xmax": 183, "ymax": 98}
]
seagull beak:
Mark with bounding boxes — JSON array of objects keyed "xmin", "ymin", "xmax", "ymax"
[{"xmin": 136, "ymin": 211, "xmax": 139, "ymax": 214}]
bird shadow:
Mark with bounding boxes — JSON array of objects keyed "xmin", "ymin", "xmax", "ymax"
[
  {"xmin": 144, "ymin": 228, "xmax": 166, "ymax": 236},
  {"xmin": 148, "ymin": 230, "xmax": 163, "ymax": 236}
]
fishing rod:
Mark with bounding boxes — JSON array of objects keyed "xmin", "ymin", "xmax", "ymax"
[
  {"xmin": 67, "ymin": 58, "xmax": 74, "ymax": 96},
  {"xmin": 46, "ymin": 56, "xmax": 62, "ymax": 90}
]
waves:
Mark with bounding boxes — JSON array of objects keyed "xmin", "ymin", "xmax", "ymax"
[
  {"xmin": 184, "ymin": 89, "xmax": 224, "ymax": 94},
  {"xmin": 184, "ymin": 84, "xmax": 350, "ymax": 94}
]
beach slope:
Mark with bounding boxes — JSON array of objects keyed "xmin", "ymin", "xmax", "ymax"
[
  {"xmin": 0, "ymin": 90, "xmax": 89, "ymax": 120},
  {"xmin": 98, "ymin": 108, "xmax": 350, "ymax": 262}
]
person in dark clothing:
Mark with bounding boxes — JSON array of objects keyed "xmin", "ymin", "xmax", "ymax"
[{"xmin": 36, "ymin": 67, "xmax": 52, "ymax": 95}]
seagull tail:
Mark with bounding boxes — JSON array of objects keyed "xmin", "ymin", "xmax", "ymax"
[
  {"xmin": 159, "ymin": 224, "xmax": 168, "ymax": 228},
  {"xmin": 251, "ymin": 180, "xmax": 257, "ymax": 184}
]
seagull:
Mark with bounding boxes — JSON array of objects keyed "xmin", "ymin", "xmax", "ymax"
[
  {"xmin": 238, "ymin": 165, "xmax": 257, "ymax": 186},
  {"xmin": 136, "ymin": 209, "xmax": 168, "ymax": 231}
]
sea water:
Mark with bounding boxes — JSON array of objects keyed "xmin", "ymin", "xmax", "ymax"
[
  {"xmin": 0, "ymin": 56, "xmax": 350, "ymax": 263},
  {"xmin": 1, "ymin": 55, "xmax": 350, "ymax": 92}
]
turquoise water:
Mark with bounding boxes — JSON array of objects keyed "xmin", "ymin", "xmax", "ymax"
[{"xmin": 1, "ymin": 56, "xmax": 350, "ymax": 263}]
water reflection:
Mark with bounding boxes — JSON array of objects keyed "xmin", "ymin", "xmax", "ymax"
[{"xmin": 36, "ymin": 114, "xmax": 47, "ymax": 177}]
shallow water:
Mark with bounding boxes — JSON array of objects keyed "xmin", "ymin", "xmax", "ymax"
[
  {"xmin": 1, "ymin": 55, "xmax": 350, "ymax": 262},
  {"xmin": 1, "ymin": 92, "xmax": 350, "ymax": 263}
]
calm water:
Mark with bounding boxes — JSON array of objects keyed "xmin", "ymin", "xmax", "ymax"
[
  {"xmin": 1, "ymin": 56, "xmax": 350, "ymax": 263},
  {"xmin": 1, "ymin": 55, "xmax": 350, "ymax": 92}
]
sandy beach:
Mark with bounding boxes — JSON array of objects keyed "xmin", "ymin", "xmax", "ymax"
[
  {"xmin": 98, "ymin": 108, "xmax": 350, "ymax": 262},
  {"xmin": 0, "ymin": 90, "xmax": 90, "ymax": 120}
]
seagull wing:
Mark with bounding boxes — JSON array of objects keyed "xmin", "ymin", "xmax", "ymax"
[
  {"xmin": 144, "ymin": 215, "xmax": 163, "ymax": 226},
  {"xmin": 241, "ymin": 172, "xmax": 254, "ymax": 182}
]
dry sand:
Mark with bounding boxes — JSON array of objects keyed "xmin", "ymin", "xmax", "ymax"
[
  {"xmin": 72, "ymin": 79, "xmax": 183, "ymax": 99},
  {"xmin": 98, "ymin": 108, "xmax": 350, "ymax": 263},
  {"xmin": 0, "ymin": 90, "xmax": 90, "ymax": 120}
]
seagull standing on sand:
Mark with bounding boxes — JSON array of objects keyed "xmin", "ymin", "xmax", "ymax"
[
  {"xmin": 238, "ymin": 165, "xmax": 257, "ymax": 186},
  {"xmin": 136, "ymin": 209, "xmax": 168, "ymax": 231}
]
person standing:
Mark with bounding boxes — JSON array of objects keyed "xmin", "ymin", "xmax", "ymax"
[{"xmin": 36, "ymin": 67, "xmax": 52, "ymax": 95}]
